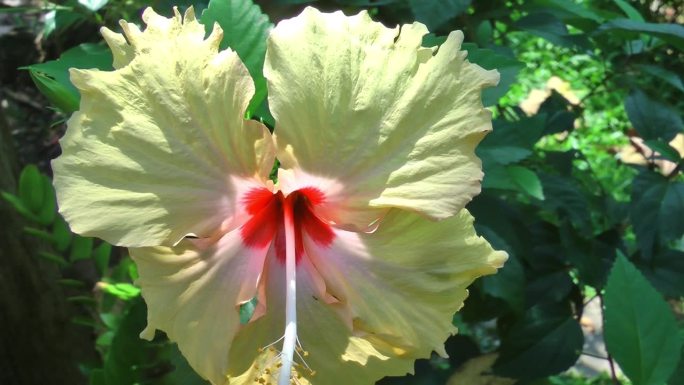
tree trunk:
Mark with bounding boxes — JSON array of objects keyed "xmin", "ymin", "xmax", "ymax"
[{"xmin": 0, "ymin": 108, "xmax": 89, "ymax": 385}]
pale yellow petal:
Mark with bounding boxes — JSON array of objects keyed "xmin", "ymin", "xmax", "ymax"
[
  {"xmin": 224, "ymin": 209, "xmax": 506, "ymax": 385},
  {"xmin": 53, "ymin": 7, "xmax": 275, "ymax": 247},
  {"xmin": 224, "ymin": 256, "xmax": 412, "ymax": 385},
  {"xmin": 305, "ymin": 209, "xmax": 506, "ymax": 363},
  {"xmin": 130, "ymin": 228, "xmax": 270, "ymax": 385},
  {"xmin": 266, "ymin": 7, "xmax": 499, "ymax": 228}
]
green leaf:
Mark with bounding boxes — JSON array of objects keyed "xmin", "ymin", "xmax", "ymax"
[
  {"xmin": 483, "ymin": 165, "xmax": 545, "ymax": 200},
  {"xmin": 530, "ymin": 0, "xmax": 603, "ymax": 23},
  {"xmin": 630, "ymin": 171, "xmax": 684, "ymax": 257},
  {"xmin": 597, "ymin": 19, "xmax": 684, "ymax": 49},
  {"xmin": 604, "ymin": 254, "xmax": 683, "ymax": 385},
  {"xmin": 200, "ymin": 0, "xmax": 271, "ymax": 116},
  {"xmin": 613, "ymin": 0, "xmax": 645, "ymax": 21},
  {"xmin": 37, "ymin": 174, "xmax": 56, "ymax": 225},
  {"xmin": 13, "ymin": 167, "xmax": 56, "ymax": 225},
  {"xmin": 71, "ymin": 316, "xmax": 98, "ymax": 328},
  {"xmin": 474, "ymin": 20, "xmax": 493, "ymax": 46},
  {"xmin": 93, "ymin": 242, "xmax": 112, "ymax": 276},
  {"xmin": 100, "ymin": 312, "xmax": 121, "ymax": 330},
  {"xmin": 560, "ymin": 222, "xmax": 615, "ymax": 289},
  {"xmin": 481, "ymin": 249, "xmax": 525, "ymax": 313},
  {"xmin": 635, "ymin": 64, "xmax": 684, "ymax": 93},
  {"xmin": 644, "ymin": 139, "xmax": 682, "ymax": 162},
  {"xmin": 67, "ymin": 295, "xmax": 98, "ymax": 305},
  {"xmin": 634, "ymin": 249, "xmax": 684, "ymax": 298},
  {"xmin": 517, "ymin": 11, "xmax": 568, "ymax": 36},
  {"xmin": 494, "ymin": 303, "xmax": 583, "ymax": 380},
  {"xmin": 104, "ymin": 298, "xmax": 149, "ymax": 385},
  {"xmin": 18, "ymin": 164, "xmax": 43, "ymax": 214},
  {"xmin": 96, "ymin": 330, "xmax": 115, "ymax": 348},
  {"xmin": 70, "ymin": 235, "xmax": 94, "ymax": 262},
  {"xmin": 25, "ymin": 43, "xmax": 113, "ymax": 113},
  {"xmin": 1, "ymin": 191, "xmax": 39, "ymax": 221},
  {"xmin": 479, "ymin": 147, "xmax": 532, "ymax": 167},
  {"xmin": 624, "ymin": 89, "xmax": 683, "ymax": 141},
  {"xmin": 515, "ymin": 12, "xmax": 589, "ymax": 48},
  {"xmin": 525, "ymin": 271, "xmax": 574, "ymax": 306},
  {"xmin": 57, "ymin": 278, "xmax": 86, "ymax": 288},
  {"xmin": 478, "ymin": 116, "xmax": 546, "ymax": 165},
  {"xmin": 538, "ymin": 91, "xmax": 577, "ymax": 135},
  {"xmin": 669, "ymin": 345, "xmax": 684, "ymax": 385},
  {"xmin": 52, "ymin": 215, "xmax": 73, "ymax": 252},
  {"xmin": 461, "ymin": 43, "xmax": 524, "ymax": 106},
  {"xmin": 110, "ymin": 256, "xmax": 138, "ymax": 283},
  {"xmin": 540, "ymin": 174, "xmax": 591, "ymax": 230},
  {"xmin": 101, "ymin": 283, "xmax": 141, "ymax": 300},
  {"xmin": 43, "ymin": 8, "xmax": 87, "ymax": 38},
  {"xmin": 508, "ymin": 166, "xmax": 545, "ymax": 200},
  {"xmin": 37, "ymin": 251, "xmax": 68, "ymax": 268},
  {"xmin": 156, "ymin": 343, "xmax": 210, "ymax": 385},
  {"xmin": 543, "ymin": 150, "xmax": 577, "ymax": 176},
  {"xmin": 408, "ymin": 0, "xmax": 471, "ymax": 31},
  {"xmin": 469, "ymin": 193, "xmax": 530, "ymax": 259},
  {"xmin": 23, "ymin": 227, "xmax": 54, "ymax": 242}
]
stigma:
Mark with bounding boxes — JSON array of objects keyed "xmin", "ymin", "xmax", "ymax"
[{"xmin": 240, "ymin": 186, "xmax": 333, "ymax": 384}]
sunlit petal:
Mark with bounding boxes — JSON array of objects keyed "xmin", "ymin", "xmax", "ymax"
[
  {"xmin": 130, "ymin": 229, "xmax": 270, "ymax": 385},
  {"xmin": 306, "ymin": 208, "xmax": 506, "ymax": 367},
  {"xmin": 223, "ymin": 255, "xmax": 393, "ymax": 385},
  {"xmin": 53, "ymin": 7, "xmax": 275, "ymax": 247},
  {"xmin": 224, "ymin": 209, "xmax": 505, "ymax": 385},
  {"xmin": 266, "ymin": 7, "xmax": 499, "ymax": 228}
]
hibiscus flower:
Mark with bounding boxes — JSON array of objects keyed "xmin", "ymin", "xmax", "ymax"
[{"xmin": 52, "ymin": 6, "xmax": 507, "ymax": 385}]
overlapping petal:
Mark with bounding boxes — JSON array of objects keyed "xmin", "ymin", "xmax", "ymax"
[
  {"xmin": 223, "ymin": 209, "xmax": 506, "ymax": 385},
  {"xmin": 265, "ymin": 7, "xmax": 499, "ymax": 229},
  {"xmin": 53, "ymin": 7, "xmax": 275, "ymax": 247},
  {"xmin": 130, "ymin": 228, "xmax": 270, "ymax": 385}
]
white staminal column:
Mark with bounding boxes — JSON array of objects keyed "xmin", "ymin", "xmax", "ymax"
[{"xmin": 278, "ymin": 197, "xmax": 297, "ymax": 385}]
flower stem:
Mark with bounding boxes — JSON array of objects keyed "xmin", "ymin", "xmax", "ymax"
[{"xmin": 278, "ymin": 197, "xmax": 297, "ymax": 385}]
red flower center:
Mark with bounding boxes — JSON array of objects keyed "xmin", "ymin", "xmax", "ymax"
[{"xmin": 240, "ymin": 187, "xmax": 335, "ymax": 263}]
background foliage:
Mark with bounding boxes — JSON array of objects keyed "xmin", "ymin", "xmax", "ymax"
[{"xmin": 1, "ymin": 0, "xmax": 684, "ymax": 384}]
